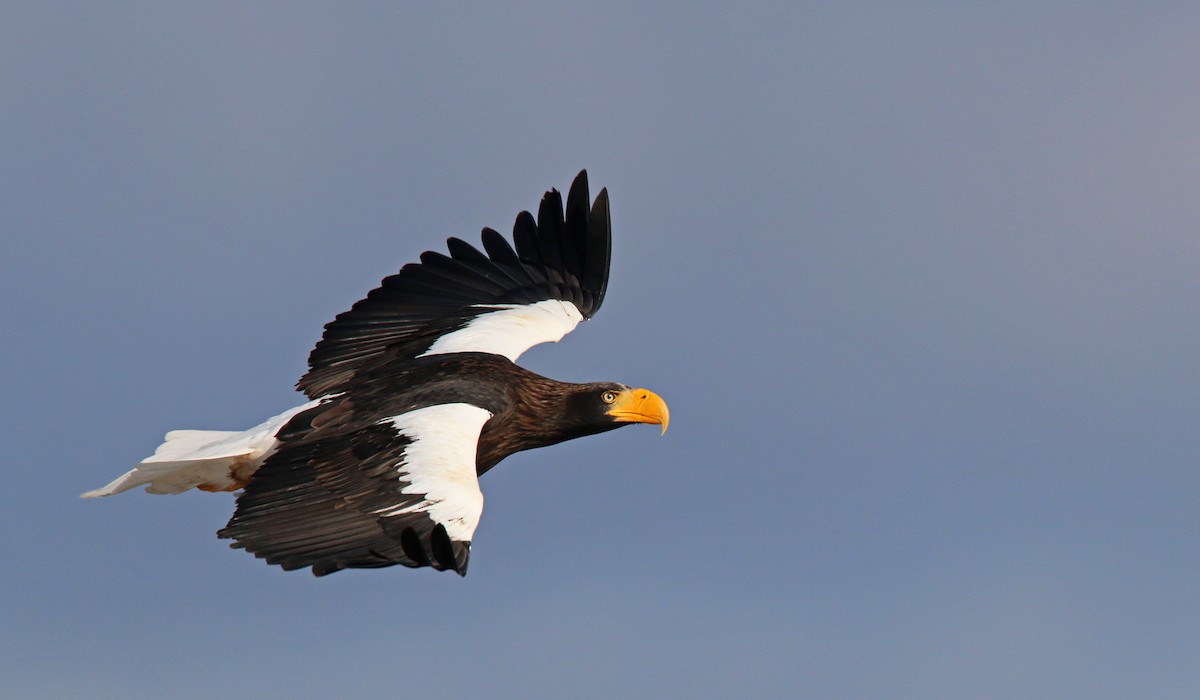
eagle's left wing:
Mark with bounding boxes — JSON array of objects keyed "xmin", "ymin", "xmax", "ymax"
[{"xmin": 298, "ymin": 170, "xmax": 610, "ymax": 398}]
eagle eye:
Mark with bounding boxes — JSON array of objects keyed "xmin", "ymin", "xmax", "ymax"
[{"xmin": 601, "ymin": 390, "xmax": 618, "ymax": 404}]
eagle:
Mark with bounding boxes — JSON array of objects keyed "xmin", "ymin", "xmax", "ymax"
[{"xmin": 82, "ymin": 171, "xmax": 668, "ymax": 576}]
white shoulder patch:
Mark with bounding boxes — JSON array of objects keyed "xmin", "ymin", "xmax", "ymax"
[
  {"xmin": 419, "ymin": 299, "xmax": 584, "ymax": 361},
  {"xmin": 373, "ymin": 403, "xmax": 493, "ymax": 542}
]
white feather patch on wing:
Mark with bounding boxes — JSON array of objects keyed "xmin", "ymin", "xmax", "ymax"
[
  {"xmin": 419, "ymin": 299, "xmax": 584, "ymax": 362},
  {"xmin": 372, "ymin": 403, "xmax": 493, "ymax": 542},
  {"xmin": 81, "ymin": 397, "xmax": 330, "ymax": 498}
]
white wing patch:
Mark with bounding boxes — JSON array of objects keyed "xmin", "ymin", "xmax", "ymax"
[
  {"xmin": 419, "ymin": 299, "xmax": 583, "ymax": 362},
  {"xmin": 81, "ymin": 397, "xmax": 331, "ymax": 498},
  {"xmin": 373, "ymin": 403, "xmax": 493, "ymax": 542}
]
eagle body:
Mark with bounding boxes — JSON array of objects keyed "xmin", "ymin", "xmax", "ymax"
[{"xmin": 84, "ymin": 171, "xmax": 668, "ymax": 576}]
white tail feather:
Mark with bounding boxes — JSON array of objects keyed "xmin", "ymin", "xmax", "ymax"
[
  {"xmin": 80, "ymin": 456, "xmax": 251, "ymax": 497},
  {"xmin": 153, "ymin": 430, "xmax": 245, "ymax": 461},
  {"xmin": 81, "ymin": 399, "xmax": 327, "ymax": 498}
]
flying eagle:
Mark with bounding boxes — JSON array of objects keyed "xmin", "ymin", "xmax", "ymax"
[{"xmin": 82, "ymin": 171, "xmax": 668, "ymax": 576}]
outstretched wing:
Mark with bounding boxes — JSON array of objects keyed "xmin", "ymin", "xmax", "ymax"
[
  {"xmin": 218, "ymin": 403, "xmax": 493, "ymax": 576},
  {"xmin": 298, "ymin": 170, "xmax": 610, "ymax": 398}
]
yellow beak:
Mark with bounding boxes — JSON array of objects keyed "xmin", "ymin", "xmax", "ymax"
[{"xmin": 606, "ymin": 388, "xmax": 670, "ymax": 435}]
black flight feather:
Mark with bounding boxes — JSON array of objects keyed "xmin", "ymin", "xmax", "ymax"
[{"xmin": 298, "ymin": 170, "xmax": 608, "ymax": 399}]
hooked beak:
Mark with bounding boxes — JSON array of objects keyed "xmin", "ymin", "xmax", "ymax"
[{"xmin": 606, "ymin": 388, "xmax": 670, "ymax": 435}]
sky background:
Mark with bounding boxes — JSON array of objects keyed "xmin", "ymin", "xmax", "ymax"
[{"xmin": 3, "ymin": 3, "xmax": 1199, "ymax": 698}]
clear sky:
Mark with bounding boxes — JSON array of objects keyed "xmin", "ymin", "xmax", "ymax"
[{"xmin": 4, "ymin": 3, "xmax": 1199, "ymax": 698}]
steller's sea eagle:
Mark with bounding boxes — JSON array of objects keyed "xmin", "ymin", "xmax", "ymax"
[{"xmin": 82, "ymin": 171, "xmax": 668, "ymax": 576}]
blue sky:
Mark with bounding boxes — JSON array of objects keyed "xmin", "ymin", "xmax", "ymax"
[{"xmin": 4, "ymin": 3, "xmax": 1200, "ymax": 698}]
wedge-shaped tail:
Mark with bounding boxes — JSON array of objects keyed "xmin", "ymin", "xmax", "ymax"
[{"xmin": 81, "ymin": 400, "xmax": 326, "ymax": 497}]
